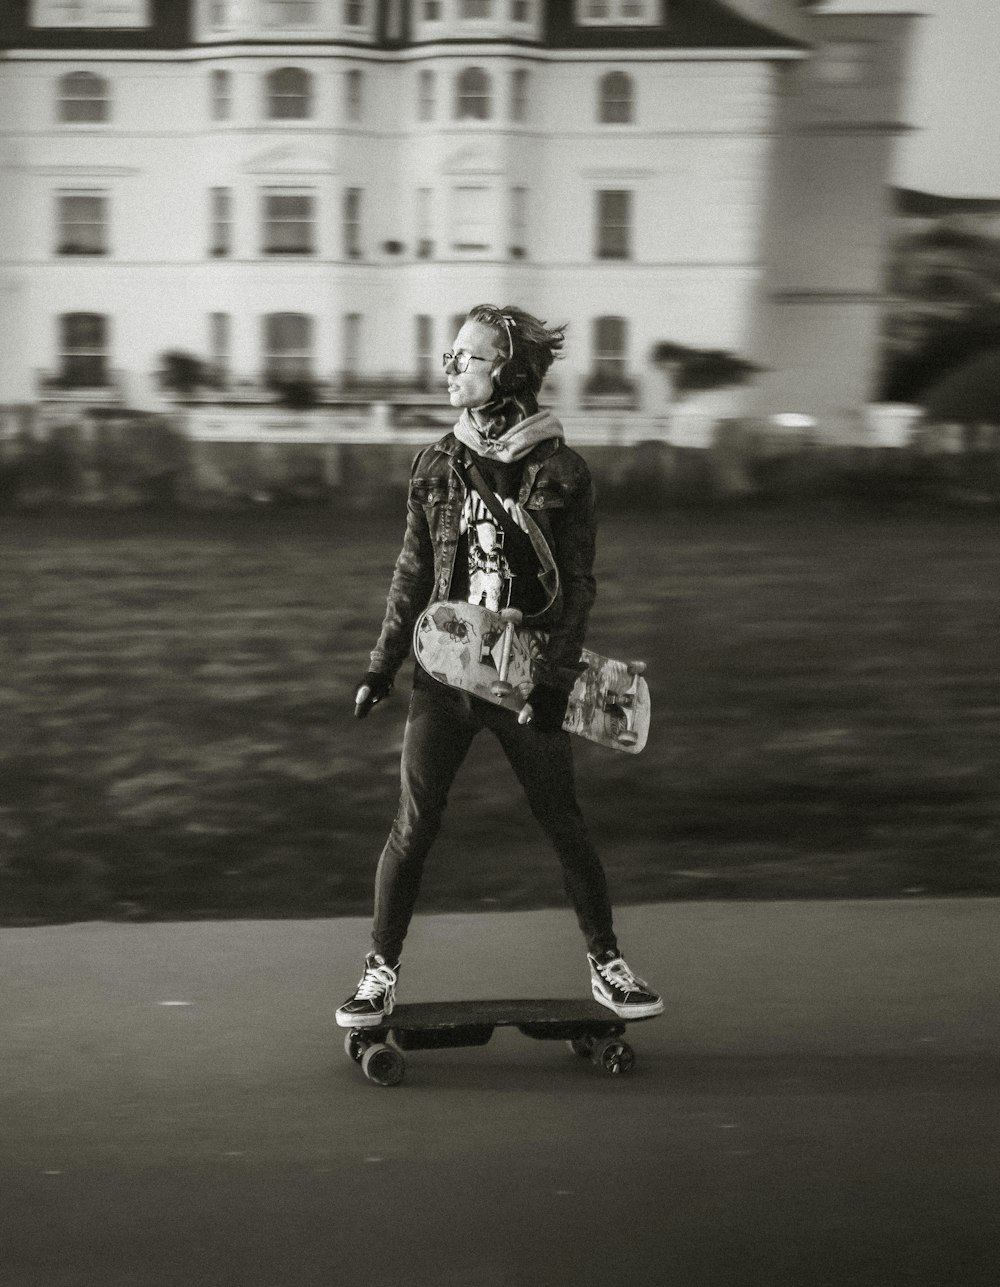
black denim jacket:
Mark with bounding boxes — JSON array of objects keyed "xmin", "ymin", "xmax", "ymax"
[{"xmin": 369, "ymin": 432, "xmax": 597, "ymax": 691}]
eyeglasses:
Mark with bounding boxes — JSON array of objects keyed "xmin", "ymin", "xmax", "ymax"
[{"xmin": 442, "ymin": 351, "xmax": 492, "ymax": 374}]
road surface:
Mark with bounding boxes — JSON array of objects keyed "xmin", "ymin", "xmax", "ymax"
[{"xmin": 3, "ymin": 899, "xmax": 999, "ymax": 1286}]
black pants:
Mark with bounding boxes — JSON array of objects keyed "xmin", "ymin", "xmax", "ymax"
[{"xmin": 371, "ymin": 669, "xmax": 618, "ymax": 965}]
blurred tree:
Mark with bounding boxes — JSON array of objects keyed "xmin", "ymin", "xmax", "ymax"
[
  {"xmin": 879, "ymin": 223, "xmax": 1000, "ymax": 401},
  {"xmin": 650, "ymin": 341, "xmax": 763, "ymax": 397},
  {"xmin": 160, "ymin": 350, "xmax": 207, "ymax": 396}
]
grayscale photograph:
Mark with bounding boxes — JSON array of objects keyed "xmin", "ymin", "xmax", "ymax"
[{"xmin": 1, "ymin": 1, "xmax": 998, "ymax": 1284}]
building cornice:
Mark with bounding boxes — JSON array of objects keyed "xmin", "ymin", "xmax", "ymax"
[{"xmin": 3, "ymin": 43, "xmax": 807, "ymax": 64}]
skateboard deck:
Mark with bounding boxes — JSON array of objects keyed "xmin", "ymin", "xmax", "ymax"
[
  {"xmin": 343, "ymin": 998, "xmax": 656, "ymax": 1085},
  {"xmin": 414, "ymin": 601, "xmax": 650, "ymax": 753}
]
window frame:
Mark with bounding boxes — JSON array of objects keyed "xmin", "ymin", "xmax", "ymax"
[
  {"xmin": 592, "ymin": 315, "xmax": 628, "ymax": 380},
  {"xmin": 451, "ymin": 184, "xmax": 491, "ymax": 254},
  {"xmin": 57, "ymin": 70, "xmax": 110, "ymax": 124},
  {"xmin": 261, "ymin": 187, "xmax": 317, "ymax": 256},
  {"xmin": 210, "ymin": 186, "xmax": 233, "ymax": 258},
  {"xmin": 262, "ymin": 0, "xmax": 319, "ymax": 27},
  {"xmin": 210, "ymin": 68, "xmax": 232, "ymax": 122},
  {"xmin": 417, "ymin": 68, "xmax": 435, "ymax": 122},
  {"xmin": 265, "ymin": 66, "xmax": 313, "ymax": 122},
  {"xmin": 343, "ymin": 187, "xmax": 363, "ymax": 260},
  {"xmin": 598, "ymin": 70, "xmax": 634, "ymax": 125},
  {"xmin": 511, "ymin": 68, "xmax": 529, "ymax": 123},
  {"xmin": 576, "ymin": 0, "xmax": 658, "ymax": 25},
  {"xmin": 595, "ymin": 188, "xmax": 632, "ymax": 261},
  {"xmin": 59, "ymin": 311, "xmax": 109, "ymax": 387},
  {"xmin": 455, "ymin": 66, "xmax": 492, "ymax": 122},
  {"xmin": 263, "ymin": 312, "xmax": 314, "ymax": 383},
  {"xmin": 56, "ymin": 189, "xmax": 108, "ymax": 256},
  {"xmin": 345, "ymin": 68, "xmax": 364, "ymax": 123}
]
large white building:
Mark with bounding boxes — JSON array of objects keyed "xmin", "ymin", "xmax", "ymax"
[{"xmin": 0, "ymin": 0, "xmax": 916, "ymax": 435}]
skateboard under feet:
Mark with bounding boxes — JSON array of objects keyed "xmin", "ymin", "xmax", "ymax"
[{"xmin": 342, "ymin": 998, "xmax": 656, "ymax": 1087}]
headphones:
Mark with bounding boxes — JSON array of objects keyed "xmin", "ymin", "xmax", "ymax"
[{"xmin": 489, "ymin": 312, "xmax": 530, "ymax": 396}]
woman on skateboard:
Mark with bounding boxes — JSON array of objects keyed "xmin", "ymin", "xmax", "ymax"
[{"xmin": 336, "ymin": 305, "xmax": 662, "ymax": 1028}]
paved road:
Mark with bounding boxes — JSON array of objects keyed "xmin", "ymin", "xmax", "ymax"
[{"xmin": 3, "ymin": 899, "xmax": 999, "ymax": 1287}]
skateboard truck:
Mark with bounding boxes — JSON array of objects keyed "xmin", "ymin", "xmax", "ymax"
[{"xmin": 488, "ymin": 608, "xmax": 523, "ymax": 700}]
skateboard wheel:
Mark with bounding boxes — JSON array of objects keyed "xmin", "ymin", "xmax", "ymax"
[
  {"xmin": 617, "ymin": 731, "xmax": 639, "ymax": 747},
  {"xmin": 568, "ymin": 1036, "xmax": 595, "ymax": 1059},
  {"xmin": 627, "ymin": 661, "xmax": 646, "ymax": 676},
  {"xmin": 490, "ymin": 681, "xmax": 514, "ymax": 698},
  {"xmin": 592, "ymin": 1038, "xmax": 635, "ymax": 1076},
  {"xmin": 361, "ymin": 1042, "xmax": 405, "ymax": 1087},
  {"xmin": 344, "ymin": 1031, "xmax": 369, "ymax": 1064}
]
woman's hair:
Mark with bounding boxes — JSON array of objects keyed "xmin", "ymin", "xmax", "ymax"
[{"xmin": 465, "ymin": 303, "xmax": 567, "ymax": 421}]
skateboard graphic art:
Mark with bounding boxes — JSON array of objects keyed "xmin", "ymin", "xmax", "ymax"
[
  {"xmin": 343, "ymin": 998, "xmax": 656, "ymax": 1086},
  {"xmin": 413, "ymin": 601, "xmax": 650, "ymax": 754}
]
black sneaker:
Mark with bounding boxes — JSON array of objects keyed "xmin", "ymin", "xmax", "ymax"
[
  {"xmin": 588, "ymin": 950, "xmax": 664, "ymax": 1019},
  {"xmin": 335, "ymin": 953, "xmax": 399, "ymax": 1028}
]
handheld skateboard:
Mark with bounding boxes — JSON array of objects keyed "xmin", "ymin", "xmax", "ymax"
[
  {"xmin": 413, "ymin": 601, "xmax": 650, "ymax": 753},
  {"xmin": 343, "ymin": 998, "xmax": 656, "ymax": 1086}
]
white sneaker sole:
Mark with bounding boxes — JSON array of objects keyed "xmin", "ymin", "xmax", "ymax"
[
  {"xmin": 591, "ymin": 984, "xmax": 664, "ymax": 1020},
  {"xmin": 335, "ymin": 999, "xmax": 395, "ymax": 1029}
]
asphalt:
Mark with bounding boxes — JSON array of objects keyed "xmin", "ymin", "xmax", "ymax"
[{"xmin": 3, "ymin": 899, "xmax": 999, "ymax": 1287}]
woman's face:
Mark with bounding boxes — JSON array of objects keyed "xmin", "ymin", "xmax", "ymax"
[{"xmin": 444, "ymin": 319, "xmax": 502, "ymax": 410}]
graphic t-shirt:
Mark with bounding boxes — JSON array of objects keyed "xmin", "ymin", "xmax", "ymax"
[{"xmin": 449, "ymin": 455, "xmax": 545, "ymax": 615}]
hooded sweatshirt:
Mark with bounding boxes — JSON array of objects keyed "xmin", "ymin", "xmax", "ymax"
[{"xmin": 450, "ymin": 407, "xmax": 564, "ymax": 616}]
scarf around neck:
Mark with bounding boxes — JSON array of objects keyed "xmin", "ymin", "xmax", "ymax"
[{"xmin": 453, "ymin": 408, "xmax": 564, "ymax": 464}]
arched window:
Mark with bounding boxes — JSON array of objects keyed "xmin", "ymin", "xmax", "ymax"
[
  {"xmin": 598, "ymin": 71, "xmax": 633, "ymax": 124},
  {"xmin": 59, "ymin": 313, "xmax": 109, "ymax": 386},
  {"xmin": 266, "ymin": 67, "xmax": 313, "ymax": 120},
  {"xmin": 264, "ymin": 313, "xmax": 314, "ymax": 381},
  {"xmin": 57, "ymin": 71, "xmax": 110, "ymax": 124},
  {"xmin": 417, "ymin": 69, "xmax": 435, "ymax": 121},
  {"xmin": 456, "ymin": 67, "xmax": 491, "ymax": 121}
]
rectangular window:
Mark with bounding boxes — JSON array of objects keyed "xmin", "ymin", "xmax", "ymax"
[
  {"xmin": 416, "ymin": 187, "xmax": 433, "ymax": 258},
  {"xmin": 264, "ymin": 313, "xmax": 313, "ymax": 382},
  {"xmin": 57, "ymin": 191, "xmax": 107, "ymax": 255},
  {"xmin": 263, "ymin": 189, "xmax": 315, "ymax": 255},
  {"xmin": 451, "ymin": 185, "xmax": 490, "ymax": 253},
  {"xmin": 343, "ymin": 188, "xmax": 362, "ymax": 259},
  {"xmin": 415, "ymin": 315, "xmax": 433, "ymax": 387},
  {"xmin": 511, "ymin": 0, "xmax": 529, "ymax": 19},
  {"xmin": 263, "ymin": 0, "xmax": 317, "ymax": 25},
  {"xmin": 511, "ymin": 68, "xmax": 528, "ymax": 122},
  {"xmin": 596, "ymin": 189, "xmax": 631, "ymax": 260},
  {"xmin": 209, "ymin": 1, "xmax": 233, "ymax": 25},
  {"xmin": 417, "ymin": 69, "xmax": 435, "ymax": 121},
  {"xmin": 345, "ymin": 69, "xmax": 363, "ymax": 122},
  {"xmin": 593, "ymin": 315, "xmax": 628, "ymax": 382},
  {"xmin": 509, "ymin": 186, "xmax": 527, "ymax": 259},
  {"xmin": 57, "ymin": 71, "xmax": 110, "ymax": 123},
  {"xmin": 344, "ymin": 0, "xmax": 365, "ymax": 25},
  {"xmin": 462, "ymin": 0, "xmax": 490, "ymax": 15},
  {"xmin": 209, "ymin": 312, "xmax": 230, "ymax": 385},
  {"xmin": 577, "ymin": 0, "xmax": 654, "ymax": 23},
  {"xmin": 33, "ymin": 0, "xmax": 150, "ymax": 27},
  {"xmin": 423, "ymin": 0, "xmax": 441, "ymax": 16},
  {"xmin": 59, "ymin": 312, "xmax": 108, "ymax": 385},
  {"xmin": 210, "ymin": 186, "xmax": 232, "ymax": 257},
  {"xmin": 343, "ymin": 313, "xmax": 361, "ymax": 382},
  {"xmin": 210, "ymin": 69, "xmax": 231, "ymax": 121}
]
